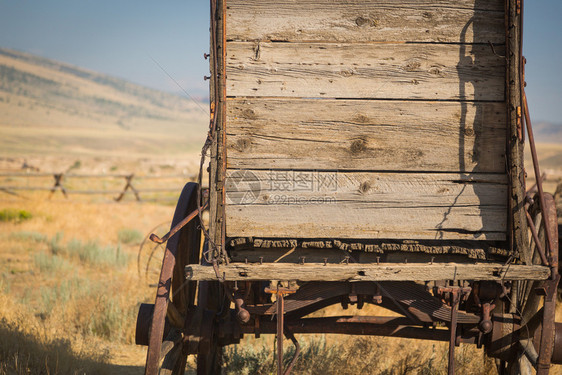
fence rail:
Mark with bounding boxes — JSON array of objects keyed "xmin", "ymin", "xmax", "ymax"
[{"xmin": 0, "ymin": 172, "xmax": 197, "ymax": 201}]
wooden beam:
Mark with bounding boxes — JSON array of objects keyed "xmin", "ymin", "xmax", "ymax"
[
  {"xmin": 209, "ymin": 0, "xmax": 227, "ymax": 255},
  {"xmin": 227, "ymin": 0, "xmax": 505, "ymax": 44},
  {"xmin": 226, "ymin": 99, "xmax": 507, "ymax": 173},
  {"xmin": 226, "ymin": 42, "xmax": 506, "ymax": 100},
  {"xmin": 185, "ymin": 263, "xmax": 550, "ymax": 282},
  {"xmin": 506, "ymin": 0, "xmax": 528, "ymax": 261}
]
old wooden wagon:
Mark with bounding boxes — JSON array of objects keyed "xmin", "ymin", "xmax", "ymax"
[{"xmin": 136, "ymin": 0, "xmax": 562, "ymax": 374}]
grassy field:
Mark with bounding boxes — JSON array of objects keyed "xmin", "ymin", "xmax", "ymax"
[
  {"xmin": 0, "ymin": 189, "xmax": 498, "ymax": 375},
  {"xmin": 0, "ymin": 193, "xmax": 171, "ymax": 374}
]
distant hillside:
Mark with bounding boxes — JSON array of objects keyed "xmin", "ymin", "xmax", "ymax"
[
  {"xmin": 533, "ymin": 121, "xmax": 562, "ymax": 143},
  {"xmin": 521, "ymin": 121, "xmax": 562, "ymax": 175},
  {"xmin": 0, "ymin": 48, "xmax": 208, "ymax": 157}
]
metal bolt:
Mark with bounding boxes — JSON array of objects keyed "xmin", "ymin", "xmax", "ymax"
[
  {"xmin": 204, "ymin": 76, "xmax": 211, "ymax": 81},
  {"xmin": 204, "ymin": 53, "xmax": 210, "ymax": 59},
  {"xmin": 376, "ymin": 256, "xmax": 380, "ymax": 265},
  {"xmin": 259, "ymin": 256, "xmax": 263, "ymax": 265}
]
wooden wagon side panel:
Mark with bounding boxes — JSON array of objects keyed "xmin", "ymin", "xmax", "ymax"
[
  {"xmin": 225, "ymin": 171, "xmax": 507, "ymax": 240},
  {"xmin": 226, "ymin": 0, "xmax": 505, "ymax": 44},
  {"xmin": 226, "ymin": 42, "xmax": 505, "ymax": 100},
  {"xmin": 216, "ymin": 0, "xmax": 510, "ymax": 242},
  {"xmin": 226, "ymin": 99, "xmax": 506, "ymax": 173}
]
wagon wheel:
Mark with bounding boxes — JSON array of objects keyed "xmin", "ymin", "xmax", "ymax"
[
  {"xmin": 196, "ymin": 276, "xmax": 225, "ymax": 374},
  {"xmin": 493, "ymin": 193, "xmax": 559, "ymax": 375},
  {"xmin": 137, "ymin": 220, "xmax": 171, "ymax": 286},
  {"xmin": 144, "ymin": 182, "xmax": 202, "ymax": 375}
]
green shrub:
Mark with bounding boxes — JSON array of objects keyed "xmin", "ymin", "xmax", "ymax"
[
  {"xmin": 223, "ymin": 345, "xmax": 273, "ymax": 374},
  {"xmin": 68, "ymin": 160, "xmax": 81, "ymax": 171},
  {"xmin": 66, "ymin": 239, "xmax": 129, "ymax": 267},
  {"xmin": 10, "ymin": 231, "xmax": 47, "ymax": 243},
  {"xmin": 117, "ymin": 228, "xmax": 143, "ymax": 245},
  {"xmin": 0, "ymin": 208, "xmax": 32, "ymax": 223},
  {"xmin": 48, "ymin": 232, "xmax": 65, "ymax": 255},
  {"xmin": 87, "ymin": 297, "xmax": 129, "ymax": 340},
  {"xmin": 39, "ymin": 278, "xmax": 95, "ymax": 313},
  {"xmin": 33, "ymin": 252, "xmax": 69, "ymax": 273},
  {"xmin": 0, "ymin": 273, "xmax": 11, "ymax": 293}
]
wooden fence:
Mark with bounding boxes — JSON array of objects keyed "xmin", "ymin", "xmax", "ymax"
[{"xmin": 0, "ymin": 172, "xmax": 197, "ymax": 201}]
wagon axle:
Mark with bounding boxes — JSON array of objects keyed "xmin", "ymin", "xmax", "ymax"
[{"xmin": 135, "ymin": 301, "xmax": 562, "ymax": 366}]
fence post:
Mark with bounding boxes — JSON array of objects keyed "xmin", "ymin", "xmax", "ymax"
[
  {"xmin": 49, "ymin": 173, "xmax": 68, "ymax": 198},
  {"xmin": 115, "ymin": 174, "xmax": 141, "ymax": 202}
]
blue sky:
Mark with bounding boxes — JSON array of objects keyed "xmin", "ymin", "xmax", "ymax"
[{"xmin": 0, "ymin": 1, "xmax": 560, "ymax": 122}]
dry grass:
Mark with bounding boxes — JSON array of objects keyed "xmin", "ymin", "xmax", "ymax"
[
  {"xmin": 223, "ymin": 335, "xmax": 497, "ymax": 375},
  {"xmin": 220, "ymin": 303, "xmax": 499, "ymax": 375},
  {"xmin": 0, "ymin": 191, "xmax": 175, "ymax": 374}
]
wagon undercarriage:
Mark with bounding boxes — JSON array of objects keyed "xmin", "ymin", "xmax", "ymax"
[{"xmin": 136, "ymin": 181, "xmax": 562, "ymax": 375}]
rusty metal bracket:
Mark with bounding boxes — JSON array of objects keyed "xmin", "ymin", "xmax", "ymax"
[
  {"xmin": 435, "ymin": 287, "xmax": 471, "ymax": 375},
  {"xmin": 479, "ymin": 303, "xmax": 495, "ymax": 334},
  {"xmin": 233, "ymin": 281, "xmax": 251, "ymax": 324},
  {"xmin": 283, "ymin": 327, "xmax": 301, "ymax": 375},
  {"xmin": 265, "ymin": 286, "xmax": 297, "ymax": 375},
  {"xmin": 448, "ymin": 291, "xmax": 460, "ymax": 375},
  {"xmin": 150, "ymin": 200, "xmax": 208, "ymax": 244}
]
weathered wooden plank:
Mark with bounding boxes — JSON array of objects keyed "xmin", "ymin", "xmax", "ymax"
[
  {"xmin": 210, "ymin": 0, "xmax": 227, "ymax": 254},
  {"xmin": 225, "ymin": 171, "xmax": 507, "ymax": 240},
  {"xmin": 185, "ymin": 263, "xmax": 550, "ymax": 282},
  {"xmin": 227, "ymin": 0, "xmax": 505, "ymax": 44},
  {"xmin": 506, "ymin": 0, "xmax": 528, "ymax": 260},
  {"xmin": 226, "ymin": 99, "xmax": 507, "ymax": 172},
  {"xmin": 226, "ymin": 42, "xmax": 505, "ymax": 100}
]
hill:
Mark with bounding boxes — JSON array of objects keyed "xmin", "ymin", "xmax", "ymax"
[
  {"xmin": 533, "ymin": 121, "xmax": 562, "ymax": 144},
  {"xmin": 523, "ymin": 122, "xmax": 562, "ymax": 177},
  {"xmin": 0, "ymin": 48, "xmax": 208, "ymax": 158}
]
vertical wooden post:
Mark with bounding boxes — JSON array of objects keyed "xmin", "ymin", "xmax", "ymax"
[
  {"xmin": 115, "ymin": 174, "xmax": 141, "ymax": 202},
  {"xmin": 209, "ymin": 0, "xmax": 227, "ymax": 260},
  {"xmin": 276, "ymin": 290, "xmax": 284, "ymax": 375},
  {"xmin": 506, "ymin": 0, "xmax": 529, "ymax": 263},
  {"xmin": 49, "ymin": 173, "xmax": 68, "ymax": 198}
]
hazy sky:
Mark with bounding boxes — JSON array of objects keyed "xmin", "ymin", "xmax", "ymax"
[{"xmin": 0, "ymin": 1, "xmax": 560, "ymax": 122}]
